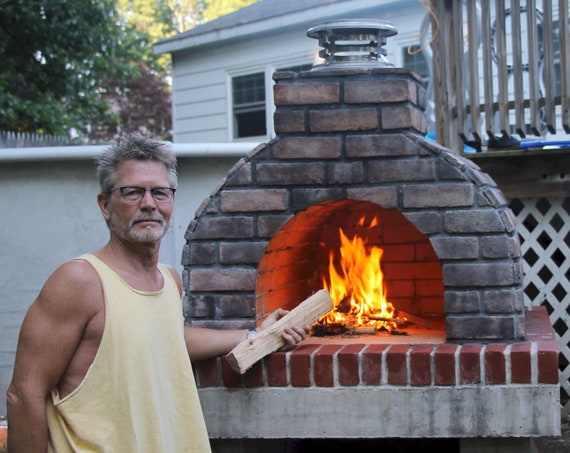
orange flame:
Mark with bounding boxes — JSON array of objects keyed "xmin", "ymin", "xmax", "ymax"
[{"xmin": 316, "ymin": 216, "xmax": 396, "ymax": 331}]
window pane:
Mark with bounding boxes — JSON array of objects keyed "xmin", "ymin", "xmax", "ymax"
[
  {"xmin": 402, "ymin": 45, "xmax": 430, "ymax": 84},
  {"xmin": 233, "ymin": 73, "xmax": 265, "ymax": 104},
  {"xmin": 235, "ymin": 109, "xmax": 266, "ymax": 138},
  {"xmin": 233, "ymin": 73, "xmax": 266, "ymax": 138}
]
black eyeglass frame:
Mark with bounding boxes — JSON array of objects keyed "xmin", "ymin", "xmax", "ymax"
[{"xmin": 108, "ymin": 186, "xmax": 177, "ymax": 204}]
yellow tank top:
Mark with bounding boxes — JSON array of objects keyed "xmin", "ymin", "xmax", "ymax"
[{"xmin": 46, "ymin": 254, "xmax": 211, "ymax": 452}]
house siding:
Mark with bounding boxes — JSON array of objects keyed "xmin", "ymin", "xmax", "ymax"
[{"xmin": 167, "ymin": 5, "xmax": 425, "ymax": 143}]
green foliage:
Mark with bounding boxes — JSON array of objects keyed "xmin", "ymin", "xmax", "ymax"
[
  {"xmin": 202, "ymin": 0, "xmax": 258, "ymax": 23},
  {"xmin": 0, "ymin": 0, "xmax": 258, "ymax": 140},
  {"xmin": 0, "ymin": 0, "xmax": 123, "ymax": 135}
]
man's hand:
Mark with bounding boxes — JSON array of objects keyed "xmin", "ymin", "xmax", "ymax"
[{"xmin": 260, "ymin": 308, "xmax": 311, "ymax": 350}]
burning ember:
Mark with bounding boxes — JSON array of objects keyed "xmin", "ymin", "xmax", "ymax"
[{"xmin": 313, "ymin": 216, "xmax": 407, "ymax": 336}]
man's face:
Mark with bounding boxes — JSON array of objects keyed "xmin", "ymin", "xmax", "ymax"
[{"xmin": 100, "ymin": 160, "xmax": 174, "ymax": 243}]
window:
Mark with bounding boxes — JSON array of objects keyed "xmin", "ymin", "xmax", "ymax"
[
  {"xmin": 402, "ymin": 45, "xmax": 430, "ymax": 85},
  {"xmin": 232, "ymin": 73, "xmax": 266, "ymax": 138}
]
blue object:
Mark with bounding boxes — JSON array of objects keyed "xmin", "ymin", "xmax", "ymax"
[{"xmin": 520, "ymin": 140, "xmax": 570, "ymax": 149}]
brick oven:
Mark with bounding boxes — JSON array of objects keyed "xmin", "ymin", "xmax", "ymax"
[{"xmin": 182, "ymin": 21, "xmax": 560, "ymax": 452}]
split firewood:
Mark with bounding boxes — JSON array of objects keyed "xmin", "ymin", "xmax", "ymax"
[
  {"xmin": 225, "ymin": 289, "xmax": 333, "ymax": 374},
  {"xmin": 366, "ymin": 315, "xmax": 408, "ymax": 325}
]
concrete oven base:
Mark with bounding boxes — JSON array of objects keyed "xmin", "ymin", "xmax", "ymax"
[
  {"xmin": 200, "ymin": 385, "xmax": 559, "ymax": 439},
  {"xmin": 194, "ymin": 307, "xmax": 560, "ymax": 451}
]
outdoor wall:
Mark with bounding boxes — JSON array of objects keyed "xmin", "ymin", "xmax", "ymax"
[
  {"xmin": 0, "ymin": 148, "xmax": 246, "ymax": 415},
  {"xmin": 166, "ymin": 2, "xmax": 423, "ymax": 144}
]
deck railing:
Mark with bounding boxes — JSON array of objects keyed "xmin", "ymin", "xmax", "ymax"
[{"xmin": 428, "ymin": 0, "xmax": 569, "ymax": 152}]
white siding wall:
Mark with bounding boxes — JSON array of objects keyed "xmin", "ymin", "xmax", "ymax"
[{"xmin": 170, "ymin": 4, "xmax": 426, "ymax": 143}]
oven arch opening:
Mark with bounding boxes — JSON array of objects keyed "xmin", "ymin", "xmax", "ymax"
[{"xmin": 256, "ymin": 199, "xmax": 445, "ymax": 336}]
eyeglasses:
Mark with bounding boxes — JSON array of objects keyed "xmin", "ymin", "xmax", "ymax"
[{"xmin": 109, "ymin": 186, "xmax": 176, "ymax": 204}]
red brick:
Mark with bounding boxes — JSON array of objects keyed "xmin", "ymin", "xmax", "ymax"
[
  {"xmin": 510, "ymin": 342, "xmax": 532, "ymax": 384},
  {"xmin": 410, "ymin": 344, "xmax": 434, "ymax": 386},
  {"xmin": 338, "ymin": 344, "xmax": 366, "ymax": 386},
  {"xmin": 290, "ymin": 344, "xmax": 320, "ymax": 387},
  {"xmin": 361, "ymin": 344, "xmax": 389, "ymax": 385},
  {"xmin": 485, "ymin": 343, "xmax": 507, "ymax": 384},
  {"xmin": 274, "ymin": 82, "xmax": 340, "ymax": 105},
  {"xmin": 345, "ymin": 79, "xmax": 415, "ymax": 104},
  {"xmin": 537, "ymin": 341, "xmax": 560, "ymax": 384},
  {"xmin": 195, "ymin": 357, "xmax": 221, "ymax": 388},
  {"xmin": 274, "ymin": 110, "xmax": 306, "ymax": 133},
  {"xmin": 221, "ymin": 357, "xmax": 243, "ymax": 388},
  {"xmin": 266, "ymin": 352, "xmax": 288, "ymax": 387},
  {"xmin": 387, "ymin": 344, "xmax": 410, "ymax": 385},
  {"xmin": 314, "ymin": 344, "xmax": 343, "ymax": 387},
  {"xmin": 243, "ymin": 361, "xmax": 265, "ymax": 387},
  {"xmin": 434, "ymin": 343, "xmax": 458, "ymax": 385},
  {"xmin": 459, "ymin": 344, "xmax": 482, "ymax": 384},
  {"xmin": 310, "ymin": 108, "xmax": 378, "ymax": 133}
]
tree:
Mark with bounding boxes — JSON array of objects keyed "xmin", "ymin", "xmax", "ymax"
[
  {"xmin": 201, "ymin": 0, "xmax": 258, "ymax": 23},
  {"xmin": 0, "ymin": 0, "xmax": 124, "ymax": 135},
  {"xmin": 0, "ymin": 0, "xmax": 259, "ymax": 141},
  {"xmin": 89, "ymin": 63, "xmax": 172, "ymax": 141}
]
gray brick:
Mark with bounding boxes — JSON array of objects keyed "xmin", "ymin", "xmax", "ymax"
[
  {"xmin": 346, "ymin": 186, "xmax": 398, "ymax": 208},
  {"xmin": 346, "ymin": 134, "xmax": 416, "ymax": 157},
  {"xmin": 403, "ymin": 211, "xmax": 441, "ymax": 234},
  {"xmin": 274, "ymin": 81, "xmax": 339, "ymax": 105},
  {"xmin": 403, "ymin": 183, "xmax": 474, "ymax": 208},
  {"xmin": 345, "ymin": 79, "xmax": 415, "ymax": 103},
  {"xmin": 444, "ymin": 210, "xmax": 505, "ymax": 233},
  {"xmin": 256, "ymin": 162, "xmax": 325, "ymax": 185},
  {"xmin": 189, "ymin": 268, "xmax": 257, "ymax": 292},
  {"xmin": 442, "ymin": 263, "xmax": 516, "ymax": 287},
  {"xmin": 273, "ymin": 137, "xmax": 342, "ymax": 159},
  {"xmin": 291, "ymin": 188, "xmax": 345, "ymax": 211},
  {"xmin": 431, "ymin": 236, "xmax": 479, "ymax": 260},
  {"xmin": 220, "ymin": 241, "xmax": 266, "ymax": 264},
  {"xmin": 257, "ymin": 214, "xmax": 292, "ymax": 238},
  {"xmin": 221, "ymin": 189, "xmax": 288, "ymax": 212},
  {"xmin": 274, "ymin": 110, "xmax": 306, "ymax": 133},
  {"xmin": 446, "ymin": 315, "xmax": 516, "ymax": 340},
  {"xmin": 444, "ymin": 291, "xmax": 480, "ymax": 313},
  {"xmin": 220, "ymin": 294, "xmax": 256, "ymax": 318},
  {"xmin": 191, "ymin": 216, "xmax": 254, "ymax": 240},
  {"xmin": 482, "ymin": 289, "xmax": 517, "ymax": 313},
  {"xmin": 329, "ymin": 162, "xmax": 364, "ymax": 184},
  {"xmin": 368, "ymin": 159, "xmax": 435, "ymax": 182},
  {"xmin": 310, "ymin": 108, "xmax": 378, "ymax": 132},
  {"xmin": 188, "ymin": 242, "xmax": 217, "ymax": 265},
  {"xmin": 479, "ymin": 187, "xmax": 508, "ymax": 208},
  {"xmin": 439, "ymin": 159, "xmax": 466, "ymax": 180},
  {"xmin": 381, "ymin": 105, "xmax": 425, "ymax": 131},
  {"xmin": 185, "ymin": 294, "xmax": 217, "ymax": 318},
  {"xmin": 480, "ymin": 236, "xmax": 511, "ymax": 259},
  {"xmin": 226, "ymin": 160, "xmax": 252, "ymax": 186}
]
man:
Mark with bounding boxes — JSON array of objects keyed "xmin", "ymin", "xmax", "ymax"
[{"xmin": 7, "ymin": 133, "xmax": 308, "ymax": 452}]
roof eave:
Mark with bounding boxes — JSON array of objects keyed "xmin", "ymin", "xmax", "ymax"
[{"xmin": 154, "ymin": 0, "xmax": 404, "ymax": 55}]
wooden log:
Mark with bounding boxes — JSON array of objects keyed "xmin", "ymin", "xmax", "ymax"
[{"xmin": 225, "ymin": 289, "xmax": 333, "ymax": 374}]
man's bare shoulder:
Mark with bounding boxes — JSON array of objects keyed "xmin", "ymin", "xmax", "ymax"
[{"xmin": 37, "ymin": 257, "xmax": 103, "ymax": 317}]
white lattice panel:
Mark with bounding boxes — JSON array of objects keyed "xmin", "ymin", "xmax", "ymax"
[{"xmin": 510, "ymin": 197, "xmax": 570, "ymax": 419}]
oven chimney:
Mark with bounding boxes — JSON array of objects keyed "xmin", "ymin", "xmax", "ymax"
[{"xmin": 307, "ymin": 19, "xmax": 398, "ymax": 70}]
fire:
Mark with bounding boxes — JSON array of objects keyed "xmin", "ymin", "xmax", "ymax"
[{"xmin": 315, "ymin": 216, "xmax": 397, "ymax": 333}]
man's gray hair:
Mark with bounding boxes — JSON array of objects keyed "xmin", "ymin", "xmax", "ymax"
[{"xmin": 96, "ymin": 132, "xmax": 178, "ymax": 194}]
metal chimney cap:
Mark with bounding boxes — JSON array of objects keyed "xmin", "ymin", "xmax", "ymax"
[
  {"xmin": 306, "ymin": 19, "xmax": 398, "ymax": 39},
  {"xmin": 307, "ymin": 19, "xmax": 398, "ymax": 70}
]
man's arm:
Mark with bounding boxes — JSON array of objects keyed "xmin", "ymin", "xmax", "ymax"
[
  {"xmin": 184, "ymin": 309, "xmax": 309, "ymax": 362},
  {"xmin": 6, "ymin": 261, "xmax": 100, "ymax": 453},
  {"xmin": 165, "ymin": 266, "xmax": 308, "ymax": 362}
]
